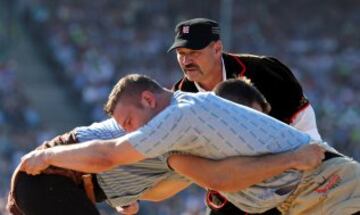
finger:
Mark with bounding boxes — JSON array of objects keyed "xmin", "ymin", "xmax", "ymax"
[
  {"xmin": 321, "ymin": 152, "xmax": 325, "ymax": 160},
  {"xmin": 27, "ymin": 164, "xmax": 37, "ymax": 175},
  {"xmin": 19, "ymin": 160, "xmax": 27, "ymax": 171},
  {"xmin": 23, "ymin": 159, "xmax": 37, "ymax": 174},
  {"xmin": 122, "ymin": 206, "xmax": 137, "ymax": 214},
  {"xmin": 25, "ymin": 164, "xmax": 35, "ymax": 175},
  {"xmin": 30, "ymin": 170, "xmax": 41, "ymax": 175},
  {"xmin": 319, "ymin": 147, "xmax": 326, "ymax": 153},
  {"xmin": 28, "ymin": 166, "xmax": 41, "ymax": 175}
]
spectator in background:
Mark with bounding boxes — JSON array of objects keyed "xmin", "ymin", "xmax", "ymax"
[
  {"xmin": 0, "ymin": 60, "xmax": 47, "ymax": 215},
  {"xmin": 4, "ymin": 1, "xmax": 359, "ymax": 214}
]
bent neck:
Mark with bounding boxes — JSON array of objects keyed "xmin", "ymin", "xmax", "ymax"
[{"xmin": 156, "ymin": 90, "xmax": 174, "ymax": 112}]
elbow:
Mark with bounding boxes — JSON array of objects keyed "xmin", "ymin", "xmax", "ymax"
[
  {"xmin": 206, "ymin": 176, "xmax": 246, "ymax": 193},
  {"xmin": 147, "ymin": 195, "xmax": 168, "ymax": 202},
  {"xmin": 94, "ymin": 160, "xmax": 116, "ymax": 173},
  {"xmin": 208, "ymin": 183, "xmax": 244, "ymax": 193},
  {"xmin": 101, "ymin": 154, "xmax": 120, "ymax": 171},
  {"xmin": 105, "ymin": 154, "xmax": 119, "ymax": 169},
  {"xmin": 90, "ymin": 151, "xmax": 118, "ymax": 173},
  {"xmin": 206, "ymin": 177, "xmax": 228, "ymax": 191},
  {"xmin": 140, "ymin": 192, "xmax": 172, "ymax": 202}
]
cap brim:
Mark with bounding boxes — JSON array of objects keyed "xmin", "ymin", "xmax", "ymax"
[{"xmin": 167, "ymin": 39, "xmax": 211, "ymax": 52}]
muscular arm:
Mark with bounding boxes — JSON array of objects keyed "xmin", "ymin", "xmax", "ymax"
[
  {"xmin": 168, "ymin": 144, "xmax": 325, "ymax": 192},
  {"xmin": 20, "ymin": 136, "xmax": 145, "ymax": 174},
  {"xmin": 140, "ymin": 179, "xmax": 192, "ymax": 202}
]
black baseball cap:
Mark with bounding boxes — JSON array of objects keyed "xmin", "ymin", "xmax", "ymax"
[{"xmin": 168, "ymin": 18, "xmax": 220, "ymax": 52}]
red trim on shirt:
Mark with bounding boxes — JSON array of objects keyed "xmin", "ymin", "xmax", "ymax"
[
  {"xmin": 228, "ymin": 53, "xmax": 247, "ymax": 76},
  {"xmin": 289, "ymin": 102, "xmax": 310, "ymax": 124},
  {"xmin": 206, "ymin": 190, "xmax": 228, "ymax": 210},
  {"xmin": 178, "ymin": 78, "xmax": 185, "ymax": 90}
]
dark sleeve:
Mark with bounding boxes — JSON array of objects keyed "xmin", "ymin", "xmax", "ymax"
[
  {"xmin": 172, "ymin": 77, "xmax": 199, "ymax": 92},
  {"xmin": 244, "ymin": 56, "xmax": 308, "ymax": 123}
]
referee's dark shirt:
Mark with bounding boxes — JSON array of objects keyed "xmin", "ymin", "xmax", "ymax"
[{"xmin": 173, "ymin": 53, "xmax": 309, "ymax": 124}]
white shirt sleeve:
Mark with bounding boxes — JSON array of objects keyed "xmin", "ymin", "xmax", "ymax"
[{"xmin": 126, "ymin": 105, "xmax": 198, "ymax": 158}]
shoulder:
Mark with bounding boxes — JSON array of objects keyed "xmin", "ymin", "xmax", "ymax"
[
  {"xmin": 175, "ymin": 92, "xmax": 223, "ymax": 113},
  {"xmin": 223, "ymin": 52, "xmax": 294, "ymax": 78},
  {"xmin": 224, "ymin": 52, "xmax": 286, "ymax": 66},
  {"xmin": 173, "ymin": 91, "xmax": 213, "ymax": 105},
  {"xmin": 162, "ymin": 92, "xmax": 215, "ymax": 120},
  {"xmin": 222, "ymin": 53, "xmax": 271, "ymax": 77}
]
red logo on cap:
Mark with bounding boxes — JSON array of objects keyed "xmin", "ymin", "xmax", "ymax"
[{"xmin": 182, "ymin": 26, "xmax": 189, "ymax": 34}]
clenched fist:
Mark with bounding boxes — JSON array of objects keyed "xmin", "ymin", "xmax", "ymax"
[
  {"xmin": 292, "ymin": 143, "xmax": 326, "ymax": 171},
  {"xmin": 19, "ymin": 149, "xmax": 50, "ymax": 175}
]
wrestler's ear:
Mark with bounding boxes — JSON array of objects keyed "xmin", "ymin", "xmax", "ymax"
[{"xmin": 140, "ymin": 90, "xmax": 156, "ymax": 108}]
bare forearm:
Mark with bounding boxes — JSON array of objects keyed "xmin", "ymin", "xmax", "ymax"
[
  {"xmin": 215, "ymin": 153, "xmax": 295, "ymax": 191},
  {"xmin": 43, "ymin": 140, "xmax": 119, "ymax": 173},
  {"xmin": 168, "ymin": 152, "xmax": 295, "ymax": 192},
  {"xmin": 20, "ymin": 134, "xmax": 147, "ymax": 175},
  {"xmin": 168, "ymin": 143, "xmax": 326, "ymax": 192},
  {"xmin": 140, "ymin": 179, "xmax": 191, "ymax": 202}
]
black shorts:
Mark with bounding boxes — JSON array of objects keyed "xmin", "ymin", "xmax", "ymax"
[{"xmin": 14, "ymin": 172, "xmax": 100, "ymax": 215}]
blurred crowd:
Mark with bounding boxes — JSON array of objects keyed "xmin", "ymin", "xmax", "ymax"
[
  {"xmin": 0, "ymin": 61, "xmax": 57, "ymax": 214},
  {"xmin": 1, "ymin": 0, "xmax": 360, "ymax": 214}
]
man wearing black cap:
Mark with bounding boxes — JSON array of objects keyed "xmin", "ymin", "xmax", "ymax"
[{"xmin": 168, "ymin": 18, "xmax": 322, "ymax": 215}]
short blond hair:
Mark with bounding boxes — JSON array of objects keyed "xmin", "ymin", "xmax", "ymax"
[
  {"xmin": 214, "ymin": 77, "xmax": 271, "ymax": 113},
  {"xmin": 104, "ymin": 74, "xmax": 162, "ymax": 116}
]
